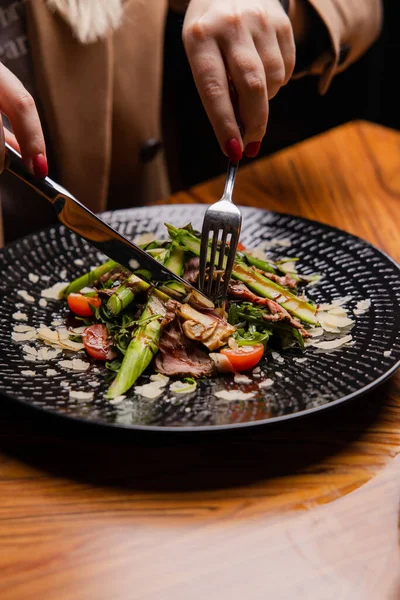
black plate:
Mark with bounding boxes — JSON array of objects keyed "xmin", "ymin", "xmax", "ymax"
[{"xmin": 0, "ymin": 205, "xmax": 399, "ymax": 432}]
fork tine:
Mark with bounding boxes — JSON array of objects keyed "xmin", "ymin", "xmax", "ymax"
[
  {"xmin": 221, "ymin": 229, "xmax": 239, "ymax": 298},
  {"xmin": 206, "ymin": 228, "xmax": 220, "ymax": 297},
  {"xmin": 199, "ymin": 222, "xmax": 210, "ymax": 292},
  {"xmin": 214, "ymin": 228, "xmax": 228, "ymax": 296}
]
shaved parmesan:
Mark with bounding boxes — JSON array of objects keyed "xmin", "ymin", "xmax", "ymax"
[
  {"xmin": 134, "ymin": 381, "xmax": 166, "ymax": 399},
  {"xmin": 258, "ymin": 378, "xmax": 274, "ymax": 388},
  {"xmin": 39, "ymin": 298, "xmax": 48, "ymax": 308},
  {"xmin": 13, "ymin": 325, "xmax": 35, "ymax": 333},
  {"xmin": 318, "ymin": 296, "xmax": 353, "ymax": 311},
  {"xmin": 109, "ymin": 395, "xmax": 126, "ymax": 404},
  {"xmin": 271, "ymin": 351, "xmax": 284, "ymax": 364},
  {"xmin": 59, "ymin": 358, "xmax": 89, "ymax": 371},
  {"xmin": 46, "ymin": 369, "xmax": 58, "ymax": 377},
  {"xmin": 69, "ymin": 390, "xmax": 94, "ymax": 401},
  {"xmin": 353, "ymin": 299, "xmax": 371, "ymax": 315},
  {"xmin": 214, "ymin": 390, "xmax": 255, "ymax": 401},
  {"xmin": 28, "ymin": 273, "xmax": 39, "ymax": 283},
  {"xmin": 310, "ymin": 334, "xmax": 353, "ymax": 350},
  {"xmin": 12, "ymin": 330, "xmax": 37, "ymax": 342},
  {"xmin": 17, "ymin": 290, "xmax": 35, "ymax": 303},
  {"xmin": 234, "ymin": 373, "xmax": 252, "ymax": 384},
  {"xmin": 41, "ymin": 282, "xmax": 67, "ymax": 300}
]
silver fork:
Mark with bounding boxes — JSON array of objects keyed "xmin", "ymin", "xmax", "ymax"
[{"xmin": 199, "ymin": 159, "xmax": 242, "ymax": 299}]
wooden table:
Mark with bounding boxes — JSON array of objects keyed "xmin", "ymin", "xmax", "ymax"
[{"xmin": 1, "ymin": 120, "xmax": 399, "ymax": 600}]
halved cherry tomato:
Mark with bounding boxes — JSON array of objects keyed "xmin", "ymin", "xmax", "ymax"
[
  {"xmin": 221, "ymin": 344, "xmax": 264, "ymax": 372},
  {"xmin": 237, "ymin": 242, "xmax": 246, "ymax": 251},
  {"xmin": 82, "ymin": 324, "xmax": 111, "ymax": 361},
  {"xmin": 67, "ymin": 293, "xmax": 102, "ymax": 317}
]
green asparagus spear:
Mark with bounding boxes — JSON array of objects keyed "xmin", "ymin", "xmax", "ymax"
[
  {"xmin": 106, "ymin": 248, "xmax": 186, "ymax": 398},
  {"xmin": 106, "ymin": 292, "xmax": 168, "ymax": 399},
  {"xmin": 61, "ymin": 260, "xmax": 118, "ymax": 298},
  {"xmin": 107, "ymin": 274, "xmax": 150, "ymax": 315}
]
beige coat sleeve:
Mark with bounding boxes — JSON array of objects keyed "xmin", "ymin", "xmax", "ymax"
[{"xmin": 292, "ymin": 0, "xmax": 383, "ymax": 93}]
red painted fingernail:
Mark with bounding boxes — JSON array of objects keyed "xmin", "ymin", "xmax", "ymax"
[
  {"xmin": 32, "ymin": 153, "xmax": 48, "ymax": 178},
  {"xmin": 225, "ymin": 138, "xmax": 242, "ymax": 163},
  {"xmin": 244, "ymin": 141, "xmax": 261, "ymax": 158}
]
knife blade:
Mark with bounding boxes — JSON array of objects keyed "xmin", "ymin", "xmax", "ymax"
[{"xmin": 4, "ymin": 143, "xmax": 213, "ymax": 307}]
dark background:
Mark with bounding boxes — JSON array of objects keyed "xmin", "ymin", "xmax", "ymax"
[{"xmin": 162, "ymin": 0, "xmax": 399, "ymax": 192}]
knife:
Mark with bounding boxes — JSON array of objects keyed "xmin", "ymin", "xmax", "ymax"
[{"xmin": 4, "ymin": 143, "xmax": 212, "ymax": 307}]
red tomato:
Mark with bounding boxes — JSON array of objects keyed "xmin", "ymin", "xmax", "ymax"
[
  {"xmin": 82, "ymin": 324, "xmax": 111, "ymax": 361},
  {"xmin": 221, "ymin": 344, "xmax": 264, "ymax": 372},
  {"xmin": 67, "ymin": 293, "xmax": 102, "ymax": 317},
  {"xmin": 237, "ymin": 242, "xmax": 246, "ymax": 251}
]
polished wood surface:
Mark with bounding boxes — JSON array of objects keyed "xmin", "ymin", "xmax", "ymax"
[{"xmin": 1, "ymin": 120, "xmax": 399, "ymax": 600}]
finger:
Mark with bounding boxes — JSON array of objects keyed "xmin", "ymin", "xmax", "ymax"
[
  {"xmin": 0, "ymin": 63, "xmax": 47, "ymax": 175},
  {"xmin": 224, "ymin": 39, "xmax": 268, "ymax": 152},
  {"xmin": 4, "ymin": 126, "xmax": 20, "ymax": 152},
  {"xmin": 183, "ymin": 34, "xmax": 243, "ymax": 161},
  {"xmin": 276, "ymin": 21, "xmax": 296, "ymax": 84},
  {"xmin": 254, "ymin": 33, "xmax": 286, "ymax": 100}
]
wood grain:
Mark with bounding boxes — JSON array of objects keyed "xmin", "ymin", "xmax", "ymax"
[{"xmin": 0, "ymin": 120, "xmax": 399, "ymax": 600}]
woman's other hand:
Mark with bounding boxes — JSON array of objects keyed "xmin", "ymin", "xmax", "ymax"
[
  {"xmin": 183, "ymin": 0, "xmax": 295, "ymax": 161},
  {"xmin": 0, "ymin": 63, "xmax": 47, "ymax": 177}
]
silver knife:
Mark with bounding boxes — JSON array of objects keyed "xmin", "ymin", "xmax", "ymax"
[{"xmin": 4, "ymin": 143, "xmax": 212, "ymax": 307}]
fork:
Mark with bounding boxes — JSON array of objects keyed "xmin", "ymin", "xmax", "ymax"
[{"xmin": 198, "ymin": 159, "xmax": 242, "ymax": 299}]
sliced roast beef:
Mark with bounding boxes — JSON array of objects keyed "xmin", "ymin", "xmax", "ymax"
[
  {"xmin": 263, "ymin": 272, "xmax": 297, "ymax": 289},
  {"xmin": 156, "ymin": 301, "xmax": 215, "ymax": 377},
  {"xmin": 183, "ymin": 256, "xmax": 200, "ymax": 284},
  {"xmin": 227, "ymin": 282, "xmax": 310, "ymax": 338}
]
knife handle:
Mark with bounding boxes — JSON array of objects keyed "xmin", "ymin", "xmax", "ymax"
[{"xmin": 4, "ymin": 142, "xmax": 75, "ymax": 207}]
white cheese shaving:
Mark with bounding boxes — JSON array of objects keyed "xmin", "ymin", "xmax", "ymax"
[
  {"xmin": 17, "ymin": 290, "xmax": 35, "ymax": 303},
  {"xmin": 353, "ymin": 299, "xmax": 371, "ymax": 316},
  {"xmin": 278, "ymin": 261, "xmax": 298, "ymax": 274},
  {"xmin": 252, "ymin": 367, "xmax": 261, "ymax": 374},
  {"xmin": 12, "ymin": 330, "xmax": 37, "ymax": 342},
  {"xmin": 22, "ymin": 345, "xmax": 62, "ymax": 362},
  {"xmin": 13, "ymin": 325, "xmax": 35, "ymax": 333},
  {"xmin": 59, "ymin": 358, "xmax": 89, "ymax": 371},
  {"xmin": 150, "ymin": 373, "xmax": 170, "ymax": 384},
  {"xmin": 134, "ymin": 232, "xmax": 156, "ymax": 246},
  {"xmin": 39, "ymin": 298, "xmax": 48, "ymax": 308},
  {"xmin": 134, "ymin": 381, "xmax": 166, "ymax": 399},
  {"xmin": 109, "ymin": 395, "xmax": 126, "ymax": 404},
  {"xmin": 383, "ymin": 350, "xmax": 392, "ymax": 358},
  {"xmin": 234, "ymin": 373, "xmax": 252, "ymax": 384},
  {"xmin": 214, "ymin": 390, "xmax": 255, "ymax": 401},
  {"xmin": 51, "ymin": 320, "xmax": 63, "ymax": 326},
  {"xmin": 69, "ymin": 390, "xmax": 94, "ymax": 401},
  {"xmin": 80, "ymin": 287, "xmax": 94, "ymax": 294},
  {"xmin": 258, "ymin": 378, "xmax": 274, "ymax": 388},
  {"xmin": 46, "ymin": 369, "xmax": 58, "ymax": 377},
  {"xmin": 41, "ymin": 282, "xmax": 67, "ymax": 300},
  {"xmin": 74, "ymin": 258, "xmax": 84, "ymax": 266},
  {"xmin": 310, "ymin": 334, "xmax": 353, "ymax": 350},
  {"xmin": 21, "ymin": 370, "xmax": 36, "ymax": 376},
  {"xmin": 271, "ymin": 351, "xmax": 284, "ymax": 364},
  {"xmin": 28, "ymin": 273, "xmax": 39, "ymax": 283},
  {"xmin": 318, "ymin": 296, "xmax": 353, "ymax": 311}
]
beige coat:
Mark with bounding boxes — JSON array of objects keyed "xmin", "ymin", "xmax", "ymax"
[{"xmin": 14, "ymin": 1, "xmax": 384, "ymax": 217}]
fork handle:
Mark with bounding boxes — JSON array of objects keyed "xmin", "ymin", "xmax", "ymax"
[{"xmin": 222, "ymin": 160, "xmax": 238, "ymax": 201}]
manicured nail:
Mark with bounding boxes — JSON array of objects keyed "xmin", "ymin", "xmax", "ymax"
[
  {"xmin": 32, "ymin": 153, "xmax": 48, "ymax": 178},
  {"xmin": 244, "ymin": 141, "xmax": 261, "ymax": 158},
  {"xmin": 225, "ymin": 138, "xmax": 242, "ymax": 163}
]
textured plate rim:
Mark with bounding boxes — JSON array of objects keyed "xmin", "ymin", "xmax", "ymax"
[{"xmin": 0, "ymin": 204, "xmax": 399, "ymax": 433}]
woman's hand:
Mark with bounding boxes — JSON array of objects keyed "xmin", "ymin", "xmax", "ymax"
[
  {"xmin": 183, "ymin": 0, "xmax": 295, "ymax": 161},
  {"xmin": 0, "ymin": 63, "xmax": 47, "ymax": 177}
]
